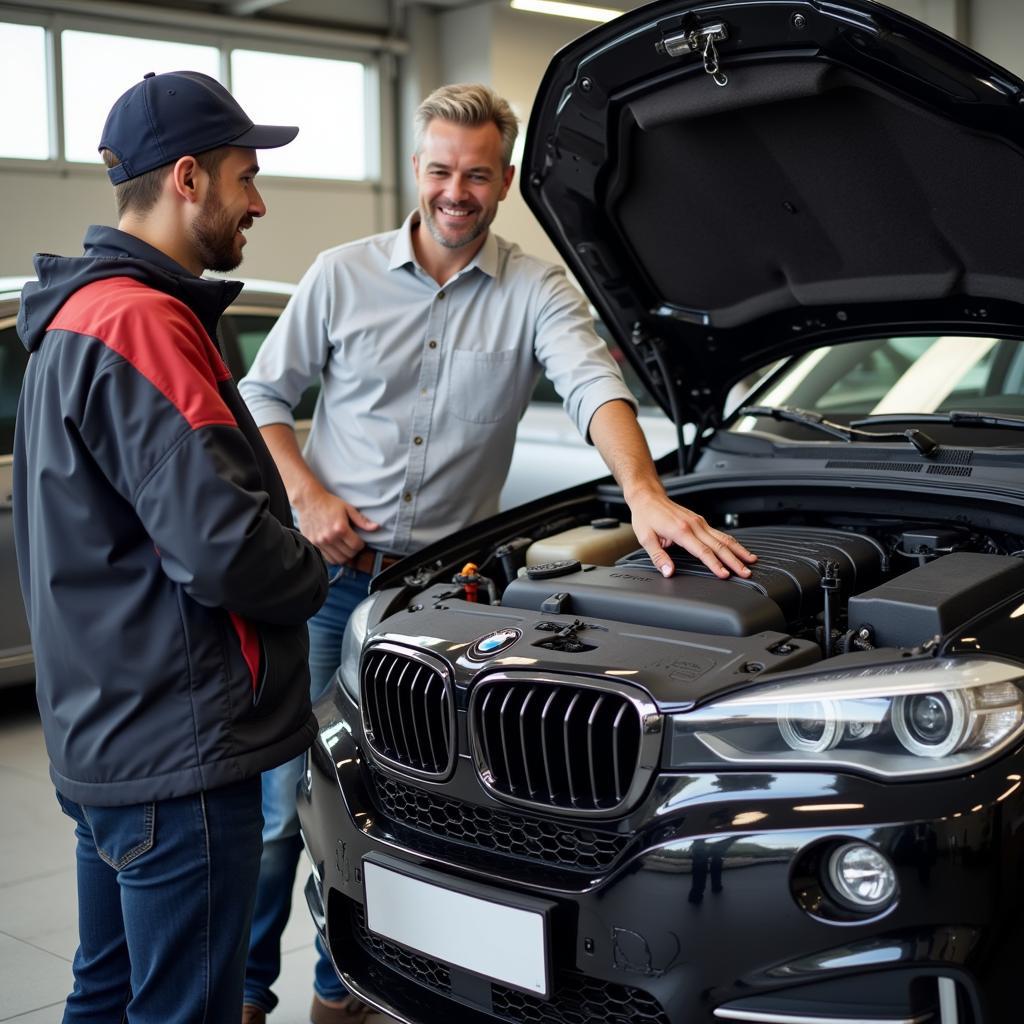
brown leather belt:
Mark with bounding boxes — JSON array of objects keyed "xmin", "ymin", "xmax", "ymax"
[{"xmin": 349, "ymin": 548, "xmax": 399, "ymax": 576}]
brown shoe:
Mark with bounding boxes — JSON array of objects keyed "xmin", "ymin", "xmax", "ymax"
[
  {"xmin": 241, "ymin": 1006, "xmax": 267, "ymax": 1024},
  {"xmin": 310, "ymin": 993, "xmax": 372, "ymax": 1024}
]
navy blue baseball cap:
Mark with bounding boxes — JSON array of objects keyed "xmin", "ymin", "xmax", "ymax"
[{"xmin": 99, "ymin": 70, "xmax": 298, "ymax": 184}]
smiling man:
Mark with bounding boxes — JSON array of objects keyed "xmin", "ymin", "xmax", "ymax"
[
  {"xmin": 14, "ymin": 72, "xmax": 328, "ymax": 1024},
  {"xmin": 416, "ymin": 116, "xmax": 511, "ymax": 253},
  {"xmin": 239, "ymin": 82, "xmax": 755, "ymax": 1024}
]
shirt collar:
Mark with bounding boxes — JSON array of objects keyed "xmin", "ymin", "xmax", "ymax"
[
  {"xmin": 473, "ymin": 229, "xmax": 499, "ymax": 279},
  {"xmin": 389, "ymin": 211, "xmax": 499, "ymax": 280},
  {"xmin": 388, "ymin": 212, "xmax": 419, "ymax": 271}
]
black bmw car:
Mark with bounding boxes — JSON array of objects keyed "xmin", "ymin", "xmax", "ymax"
[{"xmin": 297, "ymin": 2, "xmax": 1024, "ymax": 1021}]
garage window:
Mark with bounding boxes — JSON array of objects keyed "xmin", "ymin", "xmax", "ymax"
[
  {"xmin": 0, "ymin": 17, "xmax": 378, "ymax": 183},
  {"xmin": 230, "ymin": 50, "xmax": 367, "ymax": 180},
  {"xmin": 62, "ymin": 31, "xmax": 220, "ymax": 165},
  {"xmin": 0, "ymin": 23, "xmax": 50, "ymax": 160}
]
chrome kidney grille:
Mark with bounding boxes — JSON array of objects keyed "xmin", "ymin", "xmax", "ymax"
[
  {"xmin": 360, "ymin": 644, "xmax": 454, "ymax": 779},
  {"xmin": 470, "ymin": 675, "xmax": 661, "ymax": 816}
]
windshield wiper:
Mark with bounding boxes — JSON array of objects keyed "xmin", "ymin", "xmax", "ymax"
[
  {"xmin": 851, "ymin": 410, "xmax": 1024, "ymax": 433},
  {"xmin": 738, "ymin": 405, "xmax": 940, "ymax": 456}
]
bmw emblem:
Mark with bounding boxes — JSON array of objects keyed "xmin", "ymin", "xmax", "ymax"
[{"xmin": 468, "ymin": 628, "xmax": 522, "ymax": 661}]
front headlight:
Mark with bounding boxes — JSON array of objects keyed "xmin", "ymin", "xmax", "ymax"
[
  {"xmin": 669, "ymin": 658, "xmax": 1024, "ymax": 778},
  {"xmin": 338, "ymin": 595, "xmax": 378, "ymax": 702}
]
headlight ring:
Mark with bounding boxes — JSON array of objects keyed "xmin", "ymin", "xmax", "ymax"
[
  {"xmin": 778, "ymin": 699, "xmax": 844, "ymax": 752},
  {"xmin": 892, "ymin": 690, "xmax": 969, "ymax": 757}
]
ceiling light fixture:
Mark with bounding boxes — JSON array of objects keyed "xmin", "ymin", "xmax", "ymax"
[{"xmin": 510, "ymin": 0, "xmax": 623, "ymax": 23}]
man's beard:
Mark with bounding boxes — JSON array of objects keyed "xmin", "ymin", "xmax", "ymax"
[
  {"xmin": 421, "ymin": 200, "xmax": 494, "ymax": 251},
  {"xmin": 190, "ymin": 184, "xmax": 247, "ymax": 273}
]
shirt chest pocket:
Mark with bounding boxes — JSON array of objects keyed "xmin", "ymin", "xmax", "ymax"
[{"xmin": 447, "ymin": 348, "xmax": 520, "ymax": 424}]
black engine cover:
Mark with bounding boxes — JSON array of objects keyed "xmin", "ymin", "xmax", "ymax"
[{"xmin": 504, "ymin": 527, "xmax": 886, "ymax": 637}]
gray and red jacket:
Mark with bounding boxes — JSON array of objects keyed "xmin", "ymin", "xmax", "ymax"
[{"xmin": 14, "ymin": 226, "xmax": 328, "ymax": 806}]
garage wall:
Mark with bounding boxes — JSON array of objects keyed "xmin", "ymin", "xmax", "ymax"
[
  {"xmin": 889, "ymin": 0, "xmax": 1024, "ymax": 73},
  {"xmin": 0, "ymin": 167, "xmax": 114, "ymax": 278},
  {"xmin": 0, "ymin": 166, "xmax": 387, "ymax": 282},
  {"xmin": 970, "ymin": 0, "xmax": 1024, "ymax": 78},
  {"xmin": 884, "ymin": 0, "xmax": 966, "ymax": 40}
]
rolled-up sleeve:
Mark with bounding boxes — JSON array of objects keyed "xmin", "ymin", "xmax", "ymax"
[
  {"xmin": 531, "ymin": 266, "xmax": 638, "ymax": 443},
  {"xmin": 238, "ymin": 254, "xmax": 332, "ymax": 429}
]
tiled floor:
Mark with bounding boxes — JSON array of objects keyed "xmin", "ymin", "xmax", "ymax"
[{"xmin": 0, "ymin": 685, "xmax": 395, "ymax": 1024}]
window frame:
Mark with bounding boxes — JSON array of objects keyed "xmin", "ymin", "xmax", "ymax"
[
  {"xmin": 0, "ymin": 5, "xmax": 386, "ymax": 185},
  {"xmin": 0, "ymin": 310, "xmax": 26, "ymax": 460}
]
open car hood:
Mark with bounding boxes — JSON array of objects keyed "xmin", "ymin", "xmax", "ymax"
[{"xmin": 521, "ymin": 0, "xmax": 1024, "ymax": 430}]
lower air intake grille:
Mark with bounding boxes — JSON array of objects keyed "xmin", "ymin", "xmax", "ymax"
[
  {"xmin": 471, "ymin": 676, "xmax": 659, "ymax": 816},
  {"xmin": 370, "ymin": 770, "xmax": 631, "ymax": 871},
  {"xmin": 360, "ymin": 644, "xmax": 454, "ymax": 779},
  {"xmin": 492, "ymin": 977, "xmax": 670, "ymax": 1024},
  {"xmin": 352, "ymin": 903, "xmax": 452, "ymax": 993},
  {"xmin": 352, "ymin": 903, "xmax": 669, "ymax": 1024}
]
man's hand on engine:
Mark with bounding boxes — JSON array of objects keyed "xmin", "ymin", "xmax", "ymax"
[{"xmin": 626, "ymin": 486, "xmax": 757, "ymax": 579}]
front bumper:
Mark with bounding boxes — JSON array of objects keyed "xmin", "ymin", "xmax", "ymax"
[{"xmin": 297, "ymin": 684, "xmax": 1024, "ymax": 1024}]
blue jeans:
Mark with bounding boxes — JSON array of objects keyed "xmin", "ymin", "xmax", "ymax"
[
  {"xmin": 57, "ymin": 777, "xmax": 263, "ymax": 1024},
  {"xmin": 244, "ymin": 567, "xmax": 370, "ymax": 1011}
]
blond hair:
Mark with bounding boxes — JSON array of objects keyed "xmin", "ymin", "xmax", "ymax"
[{"xmin": 414, "ymin": 83, "xmax": 519, "ymax": 166}]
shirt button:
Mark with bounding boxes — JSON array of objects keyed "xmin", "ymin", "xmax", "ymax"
[
  {"xmin": 437, "ymin": 291, "xmax": 445, "ymax": 300},
  {"xmin": 413, "ymin": 436, "xmax": 423, "ymax": 446},
  {"xmin": 403, "ymin": 491, "xmax": 413, "ymax": 503},
  {"xmin": 428, "ymin": 340, "xmax": 438, "ymax": 349}
]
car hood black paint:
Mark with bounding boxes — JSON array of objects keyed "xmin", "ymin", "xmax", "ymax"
[{"xmin": 522, "ymin": 0, "xmax": 1024, "ymax": 427}]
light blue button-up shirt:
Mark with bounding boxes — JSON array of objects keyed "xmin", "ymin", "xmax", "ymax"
[{"xmin": 239, "ymin": 213, "xmax": 637, "ymax": 554}]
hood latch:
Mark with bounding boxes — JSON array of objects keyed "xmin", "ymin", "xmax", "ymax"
[{"xmin": 657, "ymin": 20, "xmax": 730, "ymax": 87}]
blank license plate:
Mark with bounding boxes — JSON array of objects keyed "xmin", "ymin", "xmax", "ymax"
[{"xmin": 363, "ymin": 857, "xmax": 550, "ymax": 996}]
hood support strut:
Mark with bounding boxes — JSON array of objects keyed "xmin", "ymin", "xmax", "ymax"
[{"xmin": 633, "ymin": 325, "xmax": 693, "ymax": 477}]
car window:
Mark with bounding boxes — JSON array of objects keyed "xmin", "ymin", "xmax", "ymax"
[
  {"xmin": 225, "ymin": 312, "xmax": 320, "ymax": 421},
  {"xmin": 0, "ymin": 320, "xmax": 28, "ymax": 455},
  {"xmin": 744, "ymin": 335, "xmax": 1024, "ymax": 421}
]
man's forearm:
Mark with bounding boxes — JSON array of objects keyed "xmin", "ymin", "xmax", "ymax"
[
  {"xmin": 588, "ymin": 399, "xmax": 665, "ymax": 501},
  {"xmin": 259, "ymin": 423, "xmax": 328, "ymax": 509},
  {"xmin": 587, "ymin": 398, "xmax": 755, "ymax": 578}
]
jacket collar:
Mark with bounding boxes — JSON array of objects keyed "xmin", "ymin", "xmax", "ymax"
[
  {"xmin": 82, "ymin": 225, "xmax": 243, "ymax": 332},
  {"xmin": 19, "ymin": 226, "xmax": 244, "ymax": 353}
]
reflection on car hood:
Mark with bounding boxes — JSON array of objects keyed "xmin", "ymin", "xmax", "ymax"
[{"xmin": 522, "ymin": 0, "xmax": 1024, "ymax": 428}]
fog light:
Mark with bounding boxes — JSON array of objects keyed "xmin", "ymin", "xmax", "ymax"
[{"xmin": 826, "ymin": 842, "xmax": 896, "ymax": 910}]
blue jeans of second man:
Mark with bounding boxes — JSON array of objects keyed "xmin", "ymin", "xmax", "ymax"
[
  {"xmin": 58, "ymin": 777, "xmax": 263, "ymax": 1024},
  {"xmin": 243, "ymin": 566, "xmax": 370, "ymax": 1012}
]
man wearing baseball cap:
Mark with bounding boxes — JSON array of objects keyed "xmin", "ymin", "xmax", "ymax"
[{"xmin": 13, "ymin": 71, "xmax": 327, "ymax": 1023}]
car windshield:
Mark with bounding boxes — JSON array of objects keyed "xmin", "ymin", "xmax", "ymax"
[{"xmin": 733, "ymin": 335, "xmax": 1024, "ymax": 437}]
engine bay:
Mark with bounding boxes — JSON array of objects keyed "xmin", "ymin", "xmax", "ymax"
[
  {"xmin": 378, "ymin": 514, "xmax": 1024, "ymax": 685},
  {"xmin": 501, "ymin": 525, "xmax": 1024, "ymax": 655}
]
